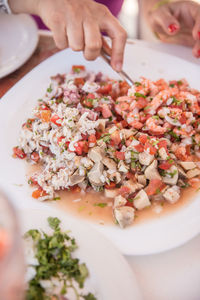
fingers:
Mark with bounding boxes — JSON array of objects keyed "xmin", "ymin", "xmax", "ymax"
[
  {"xmin": 192, "ymin": 14, "xmax": 200, "ymax": 42},
  {"xmin": 49, "ymin": 14, "xmax": 68, "ymax": 49},
  {"xmin": 192, "ymin": 40, "xmax": 200, "ymax": 58},
  {"xmin": 83, "ymin": 21, "xmax": 102, "ymax": 60},
  {"xmin": 67, "ymin": 21, "xmax": 84, "ymax": 52},
  {"xmin": 102, "ymin": 15, "xmax": 127, "ymax": 71},
  {"xmin": 159, "ymin": 31, "xmax": 195, "ymax": 47},
  {"xmin": 151, "ymin": 7, "xmax": 180, "ymax": 36}
]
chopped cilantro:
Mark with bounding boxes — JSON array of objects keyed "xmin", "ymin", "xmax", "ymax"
[
  {"xmin": 152, "ymin": 115, "xmax": 159, "ymax": 120},
  {"xmin": 171, "ymin": 96, "xmax": 182, "ymax": 106},
  {"xmin": 94, "ymin": 202, "xmax": 107, "ymax": 208},
  {"xmin": 168, "ymin": 169, "xmax": 177, "ymax": 178},
  {"xmin": 47, "ymin": 85, "xmax": 52, "ymax": 93},
  {"xmin": 134, "ymin": 92, "xmax": 146, "ymax": 98},
  {"xmin": 177, "ymin": 80, "xmax": 182, "ymax": 85},
  {"xmin": 156, "ymin": 188, "xmax": 161, "ymax": 194},
  {"xmin": 168, "ymin": 131, "xmax": 181, "ymax": 141},
  {"xmin": 83, "ymin": 293, "xmax": 97, "ymax": 300},
  {"xmin": 25, "ymin": 217, "xmax": 96, "ymax": 300},
  {"xmin": 134, "ymin": 82, "xmax": 141, "ymax": 86},
  {"xmin": 53, "ymin": 196, "xmax": 61, "ymax": 201},
  {"xmin": 127, "ymin": 198, "xmax": 133, "ymax": 203},
  {"xmin": 100, "ymin": 133, "xmax": 111, "ymax": 143}
]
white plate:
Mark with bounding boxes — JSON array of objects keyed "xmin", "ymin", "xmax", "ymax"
[
  {"xmin": 7, "ymin": 204, "xmax": 142, "ymax": 300},
  {"xmin": 0, "ymin": 14, "xmax": 38, "ymax": 78},
  {"xmin": 0, "ymin": 43, "xmax": 200, "ymax": 255}
]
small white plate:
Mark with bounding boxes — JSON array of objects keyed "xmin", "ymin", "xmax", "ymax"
[
  {"xmin": 12, "ymin": 206, "xmax": 141, "ymax": 300},
  {"xmin": 0, "ymin": 14, "xmax": 38, "ymax": 78},
  {"xmin": 0, "ymin": 42, "xmax": 200, "ymax": 255}
]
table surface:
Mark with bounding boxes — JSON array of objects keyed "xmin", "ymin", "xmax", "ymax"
[{"xmin": 1, "ymin": 31, "xmax": 200, "ymax": 300}]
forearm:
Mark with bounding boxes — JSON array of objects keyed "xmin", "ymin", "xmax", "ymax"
[{"xmin": 8, "ymin": 0, "xmax": 39, "ymax": 14}]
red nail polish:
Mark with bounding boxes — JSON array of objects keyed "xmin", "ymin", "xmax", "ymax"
[
  {"xmin": 198, "ymin": 49, "xmax": 200, "ymax": 58},
  {"xmin": 168, "ymin": 24, "xmax": 178, "ymax": 33},
  {"xmin": 198, "ymin": 31, "xmax": 200, "ymax": 40}
]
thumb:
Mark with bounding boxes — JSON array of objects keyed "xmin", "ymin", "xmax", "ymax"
[{"xmin": 152, "ymin": 6, "xmax": 180, "ymax": 36}]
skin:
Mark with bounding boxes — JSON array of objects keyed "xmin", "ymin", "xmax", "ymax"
[
  {"xmin": 8, "ymin": 0, "xmax": 127, "ymax": 70},
  {"xmin": 142, "ymin": 0, "xmax": 200, "ymax": 58}
]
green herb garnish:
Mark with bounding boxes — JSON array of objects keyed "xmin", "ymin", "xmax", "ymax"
[
  {"xmin": 94, "ymin": 203, "xmax": 107, "ymax": 208},
  {"xmin": 25, "ymin": 217, "xmax": 97, "ymax": 300},
  {"xmin": 134, "ymin": 92, "xmax": 146, "ymax": 98}
]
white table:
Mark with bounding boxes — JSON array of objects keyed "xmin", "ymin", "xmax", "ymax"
[{"xmin": 126, "ymin": 40, "xmax": 200, "ymax": 300}]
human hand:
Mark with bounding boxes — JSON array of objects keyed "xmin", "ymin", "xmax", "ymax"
[
  {"xmin": 35, "ymin": 0, "xmax": 127, "ymax": 70},
  {"xmin": 147, "ymin": 0, "xmax": 200, "ymax": 58}
]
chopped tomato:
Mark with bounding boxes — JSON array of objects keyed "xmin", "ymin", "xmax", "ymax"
[
  {"xmin": 121, "ymin": 120, "xmax": 128, "ymax": 128},
  {"xmin": 179, "ymin": 114, "xmax": 187, "ymax": 125},
  {"xmin": 105, "ymin": 182, "xmax": 116, "ymax": 189},
  {"xmin": 115, "ymin": 151, "xmax": 125, "ymax": 160},
  {"xmin": 39, "ymin": 104, "xmax": 50, "ymax": 111},
  {"xmin": 74, "ymin": 141, "xmax": 89, "ymax": 155},
  {"xmin": 144, "ymin": 142, "xmax": 157, "ymax": 155},
  {"xmin": 57, "ymin": 136, "xmax": 65, "ymax": 145},
  {"xmin": 134, "ymin": 144, "xmax": 144, "ymax": 153},
  {"xmin": 74, "ymin": 77, "xmax": 85, "ymax": 87},
  {"xmin": 158, "ymin": 140, "xmax": 168, "ymax": 150},
  {"xmin": 81, "ymin": 133, "xmax": 88, "ymax": 140},
  {"xmin": 146, "ymin": 179, "xmax": 166, "ymax": 196},
  {"xmin": 40, "ymin": 110, "xmax": 51, "ymax": 123},
  {"xmin": 101, "ymin": 104, "xmax": 112, "ymax": 118},
  {"xmin": 70, "ymin": 185, "xmax": 81, "ymax": 193},
  {"xmin": 95, "ymin": 131, "xmax": 102, "ymax": 139},
  {"xmin": 97, "ymin": 83, "xmax": 112, "ymax": 95},
  {"xmin": 83, "ymin": 93, "xmax": 95, "ymax": 108},
  {"xmin": 110, "ymin": 130, "xmax": 121, "ymax": 145},
  {"xmin": 88, "ymin": 134, "xmax": 96, "ymax": 145},
  {"xmin": 13, "ymin": 147, "xmax": 26, "ymax": 159},
  {"xmin": 31, "ymin": 152, "xmax": 40, "ymax": 163},
  {"xmin": 32, "ymin": 188, "xmax": 48, "ymax": 199},
  {"xmin": 125, "ymin": 200, "xmax": 134, "ymax": 207},
  {"xmin": 159, "ymin": 161, "xmax": 172, "ymax": 170},
  {"xmin": 50, "ymin": 114, "xmax": 62, "ymax": 126},
  {"xmin": 72, "ymin": 65, "xmax": 85, "ymax": 73},
  {"xmin": 126, "ymin": 172, "xmax": 135, "ymax": 180},
  {"xmin": 28, "ymin": 176, "xmax": 38, "ymax": 185},
  {"xmin": 24, "ymin": 118, "xmax": 34, "ymax": 130},
  {"xmin": 139, "ymin": 134, "xmax": 148, "ymax": 144},
  {"xmin": 118, "ymin": 186, "xmax": 131, "ymax": 196}
]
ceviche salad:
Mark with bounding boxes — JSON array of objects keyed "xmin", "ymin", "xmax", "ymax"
[{"xmin": 13, "ymin": 65, "xmax": 200, "ymax": 228}]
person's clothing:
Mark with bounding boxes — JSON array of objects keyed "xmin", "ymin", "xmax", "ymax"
[{"xmin": 33, "ymin": 0, "xmax": 124, "ymax": 30}]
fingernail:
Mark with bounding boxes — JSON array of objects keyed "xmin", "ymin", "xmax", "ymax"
[
  {"xmin": 168, "ymin": 24, "xmax": 178, "ymax": 33},
  {"xmin": 197, "ymin": 49, "xmax": 200, "ymax": 58},
  {"xmin": 198, "ymin": 31, "xmax": 200, "ymax": 40},
  {"xmin": 115, "ymin": 62, "xmax": 122, "ymax": 72}
]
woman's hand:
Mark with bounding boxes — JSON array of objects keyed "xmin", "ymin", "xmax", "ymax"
[
  {"xmin": 145, "ymin": 0, "xmax": 200, "ymax": 58},
  {"xmin": 9, "ymin": 0, "xmax": 127, "ymax": 71}
]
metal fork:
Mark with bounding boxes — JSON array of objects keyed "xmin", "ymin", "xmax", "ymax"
[{"xmin": 100, "ymin": 48, "xmax": 134, "ymax": 86}]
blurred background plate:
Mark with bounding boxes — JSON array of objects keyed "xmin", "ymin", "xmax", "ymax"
[
  {"xmin": 18, "ymin": 207, "xmax": 142, "ymax": 300},
  {"xmin": 0, "ymin": 14, "xmax": 38, "ymax": 79}
]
